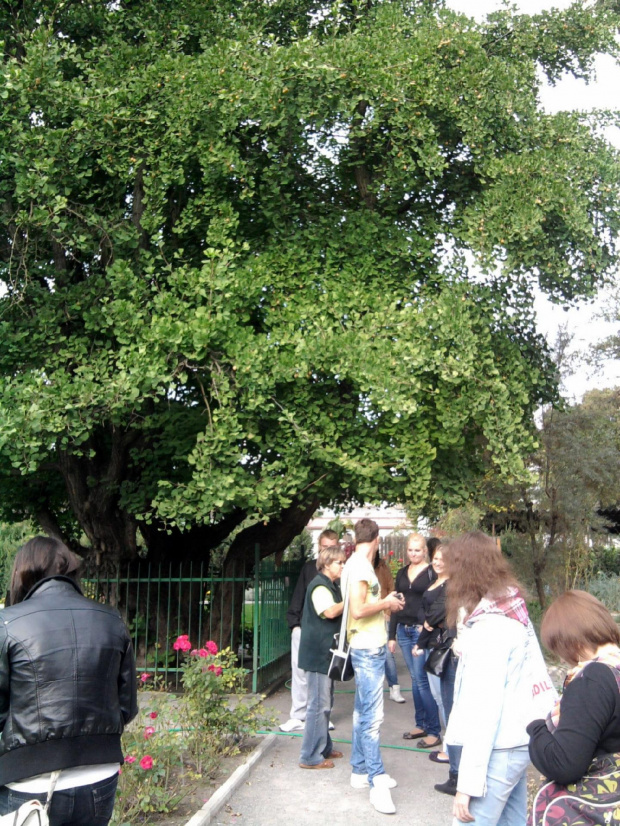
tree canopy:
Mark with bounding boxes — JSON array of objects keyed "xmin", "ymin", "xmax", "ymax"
[{"xmin": 1, "ymin": 0, "xmax": 619, "ymax": 567}]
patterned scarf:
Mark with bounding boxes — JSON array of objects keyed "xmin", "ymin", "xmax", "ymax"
[
  {"xmin": 546, "ymin": 645, "xmax": 620, "ymax": 732},
  {"xmin": 466, "ymin": 586, "xmax": 529, "ymax": 628}
]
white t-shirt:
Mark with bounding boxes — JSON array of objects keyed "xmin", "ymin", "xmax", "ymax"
[{"xmin": 343, "ymin": 552, "xmax": 386, "ymax": 649}]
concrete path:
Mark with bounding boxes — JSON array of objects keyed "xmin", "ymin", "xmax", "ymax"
[{"xmin": 212, "ymin": 663, "xmax": 455, "ymax": 826}]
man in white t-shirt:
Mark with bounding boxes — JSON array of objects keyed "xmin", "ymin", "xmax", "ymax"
[{"xmin": 343, "ymin": 519, "xmax": 404, "ymax": 815}]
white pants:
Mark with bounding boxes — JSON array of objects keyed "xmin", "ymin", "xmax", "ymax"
[{"xmin": 290, "ymin": 626, "xmax": 308, "ymax": 720}]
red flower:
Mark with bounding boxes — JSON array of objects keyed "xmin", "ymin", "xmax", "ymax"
[
  {"xmin": 207, "ymin": 664, "xmax": 223, "ymax": 676},
  {"xmin": 149, "ymin": 712, "xmax": 158, "ymax": 720},
  {"xmin": 140, "ymin": 755, "xmax": 153, "ymax": 770},
  {"xmin": 197, "ymin": 648, "xmax": 209, "ymax": 658},
  {"xmin": 125, "ymin": 756, "xmax": 137, "ymax": 764},
  {"xmin": 173, "ymin": 634, "xmax": 192, "ymax": 652},
  {"xmin": 144, "ymin": 726, "xmax": 155, "ymax": 740},
  {"xmin": 140, "ymin": 673, "xmax": 151, "ymax": 683},
  {"xmin": 205, "ymin": 640, "xmax": 218, "ymax": 655},
  {"xmin": 388, "ymin": 550, "xmax": 394, "ymax": 556}
]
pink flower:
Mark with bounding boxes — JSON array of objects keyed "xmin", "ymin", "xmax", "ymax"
[
  {"xmin": 125, "ymin": 756, "xmax": 136, "ymax": 764},
  {"xmin": 144, "ymin": 726, "xmax": 155, "ymax": 740},
  {"xmin": 140, "ymin": 673, "xmax": 151, "ymax": 683},
  {"xmin": 190, "ymin": 649, "xmax": 198, "ymax": 656},
  {"xmin": 205, "ymin": 640, "xmax": 218, "ymax": 655},
  {"xmin": 208, "ymin": 664, "xmax": 223, "ymax": 676},
  {"xmin": 149, "ymin": 712, "xmax": 158, "ymax": 720},
  {"xmin": 197, "ymin": 648, "xmax": 209, "ymax": 658},
  {"xmin": 389, "ymin": 550, "xmax": 394, "ymax": 556},
  {"xmin": 173, "ymin": 634, "xmax": 192, "ymax": 652},
  {"xmin": 140, "ymin": 755, "xmax": 153, "ymax": 770}
]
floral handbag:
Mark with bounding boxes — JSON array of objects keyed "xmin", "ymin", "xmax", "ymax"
[{"xmin": 530, "ymin": 752, "xmax": 620, "ymax": 826}]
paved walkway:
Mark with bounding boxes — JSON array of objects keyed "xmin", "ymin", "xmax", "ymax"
[{"xmin": 212, "ymin": 662, "xmax": 455, "ymax": 826}]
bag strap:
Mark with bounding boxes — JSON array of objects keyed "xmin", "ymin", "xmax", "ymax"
[
  {"xmin": 44, "ymin": 771, "xmax": 61, "ymax": 813},
  {"xmin": 335, "ymin": 569, "xmax": 351, "ymax": 653}
]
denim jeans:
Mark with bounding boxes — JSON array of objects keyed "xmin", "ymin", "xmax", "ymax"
[
  {"xmin": 299, "ymin": 670, "xmax": 334, "ymax": 765},
  {"xmin": 440, "ymin": 652, "xmax": 460, "ymax": 775},
  {"xmin": 396, "ymin": 624, "xmax": 441, "ymax": 736},
  {"xmin": 385, "ymin": 645, "xmax": 398, "ymax": 688},
  {"xmin": 453, "ymin": 746, "xmax": 530, "ymax": 826},
  {"xmin": 0, "ymin": 773, "xmax": 118, "ymax": 826},
  {"xmin": 350, "ymin": 646, "xmax": 386, "ymax": 785}
]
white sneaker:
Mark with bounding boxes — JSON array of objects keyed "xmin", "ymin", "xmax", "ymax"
[
  {"xmin": 370, "ymin": 775, "xmax": 396, "ymax": 814},
  {"xmin": 389, "ymin": 685, "xmax": 406, "ymax": 703},
  {"xmin": 351, "ymin": 773, "xmax": 397, "ymax": 789},
  {"xmin": 328, "ymin": 721, "xmax": 335, "ymax": 730},
  {"xmin": 279, "ymin": 718, "xmax": 305, "ymax": 732}
]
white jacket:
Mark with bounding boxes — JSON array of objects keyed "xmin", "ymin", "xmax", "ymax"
[{"xmin": 445, "ymin": 611, "xmax": 555, "ymax": 797}]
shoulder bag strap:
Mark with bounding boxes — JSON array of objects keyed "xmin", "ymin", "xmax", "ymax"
[
  {"xmin": 44, "ymin": 771, "xmax": 62, "ymax": 813},
  {"xmin": 335, "ymin": 569, "xmax": 350, "ymax": 653}
]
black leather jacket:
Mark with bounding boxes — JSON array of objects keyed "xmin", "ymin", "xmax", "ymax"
[{"xmin": 0, "ymin": 576, "xmax": 138, "ymax": 785}]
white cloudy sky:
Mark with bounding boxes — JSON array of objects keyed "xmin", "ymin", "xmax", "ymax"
[{"xmin": 448, "ymin": 0, "xmax": 620, "ymax": 399}]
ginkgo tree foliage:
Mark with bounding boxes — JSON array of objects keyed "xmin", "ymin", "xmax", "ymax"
[{"xmin": 1, "ymin": 0, "xmax": 619, "ymax": 570}]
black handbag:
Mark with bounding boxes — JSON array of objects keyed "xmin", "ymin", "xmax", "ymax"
[
  {"xmin": 423, "ymin": 629, "xmax": 452, "ymax": 677},
  {"xmin": 327, "ymin": 632, "xmax": 354, "ymax": 681}
]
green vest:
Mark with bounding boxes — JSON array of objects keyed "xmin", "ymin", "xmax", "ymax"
[{"xmin": 297, "ymin": 573, "xmax": 342, "ymax": 675}]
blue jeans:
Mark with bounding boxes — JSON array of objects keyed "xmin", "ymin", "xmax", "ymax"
[
  {"xmin": 453, "ymin": 746, "xmax": 530, "ymax": 826},
  {"xmin": 440, "ymin": 652, "xmax": 460, "ymax": 775},
  {"xmin": 385, "ymin": 646, "xmax": 398, "ymax": 688},
  {"xmin": 350, "ymin": 646, "xmax": 386, "ymax": 785},
  {"xmin": 396, "ymin": 624, "xmax": 441, "ymax": 736},
  {"xmin": 0, "ymin": 773, "xmax": 118, "ymax": 826},
  {"xmin": 299, "ymin": 670, "xmax": 334, "ymax": 765}
]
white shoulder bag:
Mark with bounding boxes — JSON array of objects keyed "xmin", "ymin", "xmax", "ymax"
[{"xmin": 0, "ymin": 771, "xmax": 60, "ymax": 826}]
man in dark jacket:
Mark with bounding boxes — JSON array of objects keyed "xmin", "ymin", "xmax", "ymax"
[
  {"xmin": 280, "ymin": 529, "xmax": 339, "ymax": 733},
  {"xmin": 0, "ymin": 536, "xmax": 138, "ymax": 825}
]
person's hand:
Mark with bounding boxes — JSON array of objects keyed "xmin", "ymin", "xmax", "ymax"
[
  {"xmin": 388, "ymin": 640, "xmax": 396, "ymax": 654},
  {"xmin": 386, "ymin": 591, "xmax": 404, "ymax": 612},
  {"xmin": 453, "ymin": 792, "xmax": 474, "ymax": 823},
  {"xmin": 412, "ymin": 645, "xmax": 423, "ymax": 657}
]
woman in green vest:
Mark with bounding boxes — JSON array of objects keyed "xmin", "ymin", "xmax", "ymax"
[{"xmin": 298, "ymin": 544, "xmax": 346, "ymax": 769}]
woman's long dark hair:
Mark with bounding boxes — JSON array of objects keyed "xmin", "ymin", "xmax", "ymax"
[
  {"xmin": 444, "ymin": 531, "xmax": 523, "ymax": 627},
  {"xmin": 10, "ymin": 536, "xmax": 82, "ymax": 605}
]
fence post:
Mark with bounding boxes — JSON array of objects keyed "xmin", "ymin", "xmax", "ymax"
[{"xmin": 252, "ymin": 543, "xmax": 260, "ymax": 693}]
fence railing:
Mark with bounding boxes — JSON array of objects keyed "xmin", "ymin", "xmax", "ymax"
[{"xmin": 82, "ymin": 548, "xmax": 303, "ymax": 692}]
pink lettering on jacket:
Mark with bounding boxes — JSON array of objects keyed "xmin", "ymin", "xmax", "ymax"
[{"xmin": 532, "ymin": 681, "xmax": 553, "ymax": 696}]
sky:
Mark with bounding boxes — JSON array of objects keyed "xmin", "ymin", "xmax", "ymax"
[{"xmin": 448, "ymin": 0, "xmax": 620, "ymax": 400}]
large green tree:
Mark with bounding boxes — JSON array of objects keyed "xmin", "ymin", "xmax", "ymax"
[{"xmin": 1, "ymin": 0, "xmax": 619, "ymax": 577}]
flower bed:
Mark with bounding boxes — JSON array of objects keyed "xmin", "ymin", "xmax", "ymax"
[{"xmin": 112, "ymin": 637, "xmax": 276, "ymax": 825}]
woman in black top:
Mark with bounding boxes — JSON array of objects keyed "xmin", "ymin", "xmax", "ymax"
[
  {"xmin": 387, "ymin": 533, "xmax": 440, "ymax": 746},
  {"xmin": 528, "ymin": 590, "xmax": 620, "ymax": 826}
]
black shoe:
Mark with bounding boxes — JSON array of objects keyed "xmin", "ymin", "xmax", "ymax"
[{"xmin": 434, "ymin": 775, "xmax": 457, "ymax": 796}]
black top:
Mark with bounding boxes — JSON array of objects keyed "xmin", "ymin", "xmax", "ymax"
[
  {"xmin": 527, "ymin": 662, "xmax": 620, "ymax": 785},
  {"xmin": 286, "ymin": 559, "xmax": 319, "ymax": 630},
  {"xmin": 416, "ymin": 581, "xmax": 450, "ymax": 650},
  {"xmin": 298, "ymin": 573, "xmax": 342, "ymax": 675},
  {"xmin": 0, "ymin": 577, "xmax": 138, "ymax": 785},
  {"xmin": 388, "ymin": 564, "xmax": 435, "ymax": 641}
]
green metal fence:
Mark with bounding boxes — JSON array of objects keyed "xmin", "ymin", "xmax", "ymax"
[{"xmin": 82, "ymin": 548, "xmax": 303, "ymax": 692}]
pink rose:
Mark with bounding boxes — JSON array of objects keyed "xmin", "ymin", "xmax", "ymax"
[
  {"xmin": 125, "ymin": 756, "xmax": 136, "ymax": 764},
  {"xmin": 205, "ymin": 640, "xmax": 218, "ymax": 655},
  {"xmin": 140, "ymin": 673, "xmax": 151, "ymax": 683},
  {"xmin": 208, "ymin": 664, "xmax": 223, "ymax": 676},
  {"xmin": 190, "ymin": 649, "xmax": 198, "ymax": 656},
  {"xmin": 144, "ymin": 726, "xmax": 155, "ymax": 740},
  {"xmin": 149, "ymin": 712, "xmax": 158, "ymax": 720},
  {"xmin": 173, "ymin": 634, "xmax": 192, "ymax": 652},
  {"xmin": 140, "ymin": 755, "xmax": 154, "ymax": 770},
  {"xmin": 197, "ymin": 648, "xmax": 209, "ymax": 658}
]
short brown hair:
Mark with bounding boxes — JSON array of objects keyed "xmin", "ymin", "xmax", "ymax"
[
  {"xmin": 317, "ymin": 546, "xmax": 346, "ymax": 572},
  {"xmin": 541, "ymin": 590, "xmax": 620, "ymax": 665},
  {"xmin": 318, "ymin": 529, "xmax": 339, "ymax": 547},
  {"xmin": 354, "ymin": 519, "xmax": 379, "ymax": 545}
]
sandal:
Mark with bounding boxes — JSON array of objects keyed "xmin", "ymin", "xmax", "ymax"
[
  {"xmin": 418, "ymin": 736, "xmax": 441, "ymax": 749},
  {"xmin": 403, "ymin": 729, "xmax": 427, "ymax": 740},
  {"xmin": 429, "ymin": 751, "xmax": 450, "ymax": 764}
]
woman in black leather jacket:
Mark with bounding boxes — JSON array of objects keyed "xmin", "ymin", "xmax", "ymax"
[{"xmin": 0, "ymin": 536, "xmax": 138, "ymax": 825}]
